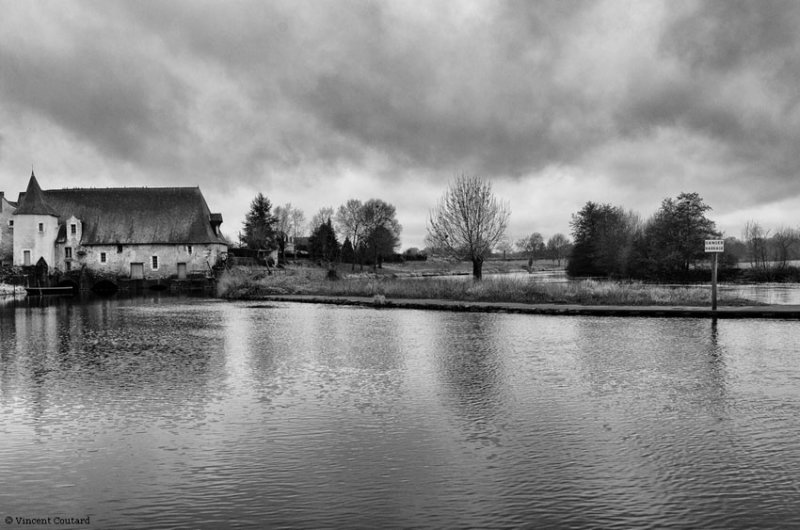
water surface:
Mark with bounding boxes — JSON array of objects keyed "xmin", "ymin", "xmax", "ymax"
[{"xmin": 1, "ymin": 296, "xmax": 800, "ymax": 528}]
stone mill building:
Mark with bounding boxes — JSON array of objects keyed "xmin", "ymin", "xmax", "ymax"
[{"xmin": 4, "ymin": 172, "xmax": 228, "ymax": 288}]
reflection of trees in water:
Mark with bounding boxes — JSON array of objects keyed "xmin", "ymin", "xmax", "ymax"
[
  {"xmin": 432, "ymin": 313, "xmax": 510, "ymax": 449},
  {"xmin": 313, "ymin": 307, "xmax": 404, "ymax": 372},
  {"xmin": 245, "ymin": 305, "xmax": 408, "ymax": 417},
  {"xmin": 310, "ymin": 307, "xmax": 406, "ymax": 416},
  {"xmin": 572, "ymin": 317, "xmax": 729, "ymax": 416}
]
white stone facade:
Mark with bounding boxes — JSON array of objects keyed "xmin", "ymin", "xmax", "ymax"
[
  {"xmin": 67, "ymin": 243, "xmax": 228, "ymax": 279},
  {"xmin": 0, "ymin": 194, "xmax": 15, "ymax": 266},
  {"xmin": 12, "ymin": 213, "xmax": 59, "ymax": 268}
]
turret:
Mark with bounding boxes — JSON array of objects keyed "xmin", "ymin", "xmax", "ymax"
[{"xmin": 13, "ymin": 172, "xmax": 60, "ymax": 267}]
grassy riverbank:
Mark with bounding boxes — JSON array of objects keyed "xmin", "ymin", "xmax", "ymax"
[{"xmin": 218, "ymin": 265, "xmax": 759, "ymax": 307}]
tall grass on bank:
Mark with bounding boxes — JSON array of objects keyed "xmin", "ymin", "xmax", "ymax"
[{"xmin": 218, "ymin": 267, "xmax": 757, "ymax": 306}]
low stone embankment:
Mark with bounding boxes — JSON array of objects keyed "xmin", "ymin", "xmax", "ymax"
[{"xmin": 249, "ymin": 294, "xmax": 800, "ymax": 319}]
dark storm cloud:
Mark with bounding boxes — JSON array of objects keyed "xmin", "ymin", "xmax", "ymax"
[
  {"xmin": 108, "ymin": 0, "xmax": 608, "ymax": 178},
  {"xmin": 287, "ymin": 0, "xmax": 600, "ymax": 176},
  {"xmin": 616, "ymin": 0, "xmax": 800, "ymax": 203},
  {"xmin": 661, "ymin": 0, "xmax": 800, "ymax": 72},
  {"xmin": 3, "ymin": 0, "xmax": 800, "ymax": 245},
  {"xmin": 0, "ymin": 8, "xmax": 191, "ymax": 168}
]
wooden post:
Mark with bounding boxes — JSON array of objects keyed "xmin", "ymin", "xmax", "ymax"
[{"xmin": 711, "ymin": 251, "xmax": 718, "ymax": 311}]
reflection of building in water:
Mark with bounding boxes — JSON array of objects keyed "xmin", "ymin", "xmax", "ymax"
[{"xmin": 2, "ymin": 298, "xmax": 225, "ymax": 430}]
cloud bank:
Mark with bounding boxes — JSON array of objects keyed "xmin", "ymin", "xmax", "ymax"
[{"xmin": 1, "ymin": 0, "xmax": 799, "ymax": 247}]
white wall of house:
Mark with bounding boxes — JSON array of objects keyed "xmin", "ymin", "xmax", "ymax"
[
  {"xmin": 62, "ymin": 243, "xmax": 227, "ymax": 279},
  {"xmin": 13, "ymin": 213, "xmax": 58, "ymax": 268},
  {"xmin": 0, "ymin": 196, "xmax": 16, "ymax": 266}
]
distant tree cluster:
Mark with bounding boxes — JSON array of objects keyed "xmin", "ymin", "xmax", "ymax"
[
  {"xmin": 335, "ymin": 198, "xmax": 402, "ymax": 271},
  {"xmin": 730, "ymin": 221, "xmax": 800, "ymax": 280},
  {"xmin": 239, "ymin": 191, "xmax": 406, "ymax": 276},
  {"xmin": 502, "ymin": 232, "xmax": 571, "ymax": 267},
  {"xmin": 567, "ymin": 192, "xmax": 722, "ymax": 281}
]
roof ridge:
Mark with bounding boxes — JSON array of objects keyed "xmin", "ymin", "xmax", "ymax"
[{"xmin": 47, "ymin": 186, "xmax": 201, "ymax": 191}]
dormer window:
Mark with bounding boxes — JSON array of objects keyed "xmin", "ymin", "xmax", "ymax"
[{"xmin": 70, "ymin": 224, "xmax": 77, "ymax": 235}]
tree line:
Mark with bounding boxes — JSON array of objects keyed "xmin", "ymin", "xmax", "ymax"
[
  {"xmin": 239, "ymin": 194, "xmax": 403, "ymax": 273},
  {"xmin": 238, "ymin": 174, "xmax": 514, "ymax": 279},
  {"xmin": 567, "ymin": 192, "xmax": 726, "ymax": 281},
  {"xmin": 567, "ymin": 192, "xmax": 800, "ymax": 282},
  {"xmin": 237, "ymin": 175, "xmax": 799, "ymax": 282}
]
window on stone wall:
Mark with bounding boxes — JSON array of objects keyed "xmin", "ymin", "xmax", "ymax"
[
  {"xmin": 117, "ymin": 245, "xmax": 123, "ymax": 253},
  {"xmin": 65, "ymin": 261, "xmax": 71, "ymax": 272},
  {"xmin": 100, "ymin": 252, "xmax": 107, "ymax": 263},
  {"xmin": 152, "ymin": 255, "xmax": 159, "ymax": 270},
  {"xmin": 38, "ymin": 223, "xmax": 44, "ymax": 233},
  {"xmin": 23, "ymin": 250, "xmax": 31, "ymax": 266},
  {"xmin": 187, "ymin": 245, "xmax": 193, "ymax": 254},
  {"xmin": 65, "ymin": 247, "xmax": 72, "ymax": 259},
  {"xmin": 70, "ymin": 224, "xmax": 77, "ymax": 235},
  {"xmin": 8, "ymin": 220, "xmax": 13, "ymax": 227}
]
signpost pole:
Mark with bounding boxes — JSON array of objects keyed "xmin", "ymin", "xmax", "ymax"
[
  {"xmin": 711, "ymin": 251, "xmax": 718, "ymax": 311},
  {"xmin": 705, "ymin": 239, "xmax": 724, "ymax": 312}
]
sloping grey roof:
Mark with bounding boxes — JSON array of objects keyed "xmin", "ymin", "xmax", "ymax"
[
  {"xmin": 19, "ymin": 186, "xmax": 227, "ymax": 245},
  {"xmin": 14, "ymin": 173, "xmax": 59, "ymax": 216}
]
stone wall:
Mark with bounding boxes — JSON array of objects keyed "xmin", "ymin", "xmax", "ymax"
[
  {"xmin": 64, "ymin": 243, "xmax": 227, "ymax": 279},
  {"xmin": 0, "ymin": 196, "xmax": 15, "ymax": 266}
]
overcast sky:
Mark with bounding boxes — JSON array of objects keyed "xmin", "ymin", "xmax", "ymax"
[{"xmin": 1, "ymin": 0, "xmax": 799, "ymax": 249}]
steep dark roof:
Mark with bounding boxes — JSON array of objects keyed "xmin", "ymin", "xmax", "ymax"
[
  {"xmin": 14, "ymin": 173, "xmax": 59, "ymax": 216},
  {"xmin": 20, "ymin": 187, "xmax": 227, "ymax": 245}
]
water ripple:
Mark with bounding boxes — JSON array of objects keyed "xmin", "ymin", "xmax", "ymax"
[{"xmin": 2, "ymin": 300, "xmax": 800, "ymax": 528}]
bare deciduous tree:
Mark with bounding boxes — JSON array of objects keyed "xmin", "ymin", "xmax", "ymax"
[
  {"xmin": 335, "ymin": 199, "xmax": 365, "ymax": 270},
  {"xmin": 546, "ymin": 233, "xmax": 571, "ymax": 267},
  {"xmin": 495, "ymin": 238, "xmax": 514, "ymax": 260},
  {"xmin": 516, "ymin": 232, "xmax": 544, "ymax": 270},
  {"xmin": 290, "ymin": 208, "xmax": 306, "ymax": 240},
  {"xmin": 273, "ymin": 203, "xmax": 305, "ymax": 265},
  {"xmin": 427, "ymin": 174, "xmax": 510, "ymax": 280},
  {"xmin": 309, "ymin": 206, "xmax": 335, "ymax": 235},
  {"xmin": 743, "ymin": 220, "xmax": 770, "ymax": 270},
  {"xmin": 772, "ymin": 226, "xmax": 799, "ymax": 269}
]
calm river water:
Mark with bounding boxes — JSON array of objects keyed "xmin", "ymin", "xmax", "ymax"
[{"xmin": 2, "ymin": 295, "xmax": 800, "ymax": 529}]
